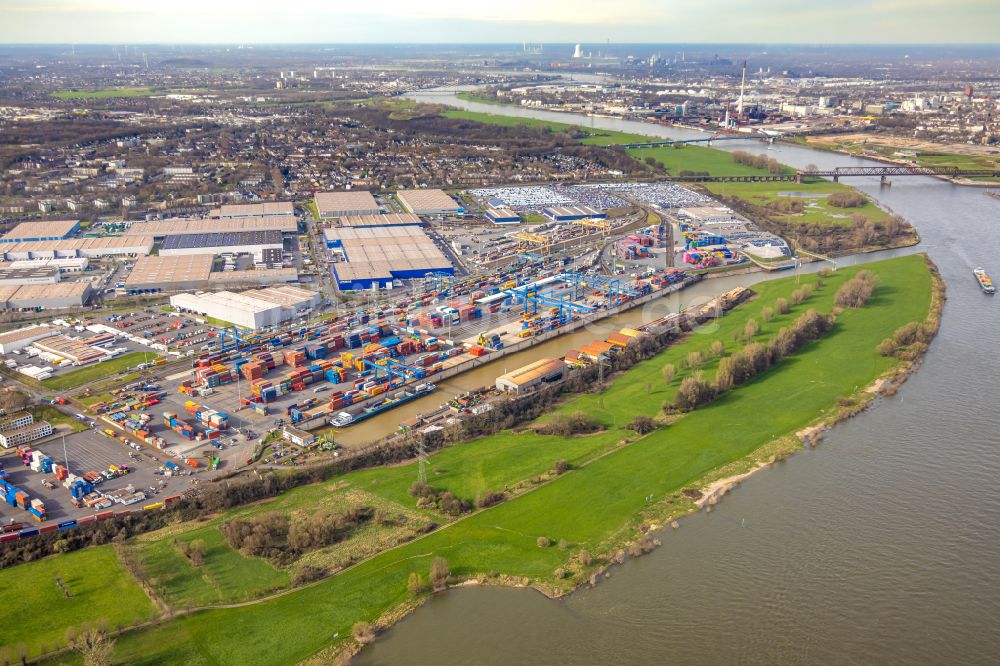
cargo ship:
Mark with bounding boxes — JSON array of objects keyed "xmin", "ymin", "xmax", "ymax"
[
  {"xmin": 974, "ymin": 267, "xmax": 995, "ymax": 294},
  {"xmin": 330, "ymin": 382, "xmax": 436, "ymax": 427}
]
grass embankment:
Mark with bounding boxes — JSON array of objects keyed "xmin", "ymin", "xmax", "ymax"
[
  {"xmin": 442, "ymin": 109, "xmax": 897, "ymax": 239},
  {"xmin": 456, "ymin": 92, "xmax": 510, "ymax": 106},
  {"xmin": 31, "ymin": 405, "xmax": 88, "ymax": 432},
  {"xmin": 51, "ymin": 88, "xmax": 157, "ymax": 99},
  {"xmin": 0, "ymin": 547, "xmax": 156, "ymax": 655},
  {"xmin": 41, "ymin": 352, "xmax": 155, "ymax": 392},
  {"xmin": 17, "ymin": 255, "xmax": 933, "ymax": 665}
]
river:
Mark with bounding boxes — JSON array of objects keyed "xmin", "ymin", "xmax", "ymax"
[{"xmin": 355, "ymin": 91, "xmax": 1000, "ymax": 665}]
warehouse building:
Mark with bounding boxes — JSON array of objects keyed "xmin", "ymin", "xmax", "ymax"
[
  {"xmin": 326, "ymin": 225, "xmax": 453, "ymax": 291},
  {"xmin": 338, "ymin": 213, "xmax": 420, "ymax": 228},
  {"xmin": 170, "ymin": 285, "xmax": 321, "ymax": 330},
  {"xmin": 1, "ymin": 258, "xmax": 89, "ymax": 273},
  {"xmin": 0, "ymin": 325, "xmax": 58, "ymax": 355},
  {"xmin": 219, "ymin": 202, "xmax": 295, "ymax": 218},
  {"xmin": 0, "ymin": 236, "xmax": 154, "ymax": 260},
  {"xmin": 33, "ymin": 334, "xmax": 110, "ymax": 365},
  {"xmin": 122, "ymin": 216, "xmax": 297, "ymax": 237},
  {"xmin": 496, "ymin": 358, "xmax": 567, "ymax": 395},
  {"xmin": 315, "ymin": 191, "xmax": 380, "ymax": 218},
  {"xmin": 396, "ymin": 189, "xmax": 464, "ymax": 216},
  {"xmin": 677, "ymin": 206, "xmax": 737, "ymax": 224},
  {"xmin": 542, "ymin": 205, "xmax": 606, "ymax": 221},
  {"xmin": 0, "ymin": 220, "xmax": 80, "ymax": 243},
  {"xmin": 159, "ymin": 230, "xmax": 284, "ymax": 259},
  {"xmin": 0, "ymin": 282, "xmax": 92, "ymax": 310},
  {"xmin": 485, "ymin": 207, "xmax": 521, "ymax": 224},
  {"xmin": 0, "ymin": 265, "xmax": 61, "ymax": 285},
  {"xmin": 124, "ymin": 254, "xmax": 298, "ymax": 293}
]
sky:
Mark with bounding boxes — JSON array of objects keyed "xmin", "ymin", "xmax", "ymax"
[{"xmin": 1, "ymin": 0, "xmax": 998, "ymax": 44}]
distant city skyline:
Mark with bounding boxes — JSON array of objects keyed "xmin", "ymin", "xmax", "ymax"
[{"xmin": 1, "ymin": 0, "xmax": 998, "ymax": 44}]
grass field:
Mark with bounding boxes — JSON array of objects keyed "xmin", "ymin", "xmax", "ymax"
[
  {"xmin": 51, "ymin": 87, "xmax": 156, "ymax": 99},
  {"xmin": 0, "ymin": 546, "xmax": 156, "ymax": 656},
  {"xmin": 28, "ymin": 255, "xmax": 934, "ymax": 665},
  {"xmin": 704, "ymin": 179, "xmax": 891, "ymax": 227},
  {"xmin": 455, "ymin": 92, "xmax": 510, "ymax": 106},
  {"xmin": 31, "ymin": 405, "xmax": 88, "ymax": 432},
  {"xmin": 42, "ymin": 352, "xmax": 155, "ymax": 392}
]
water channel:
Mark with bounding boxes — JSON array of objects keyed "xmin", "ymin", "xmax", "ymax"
[{"xmin": 354, "ymin": 90, "xmax": 1000, "ymax": 665}]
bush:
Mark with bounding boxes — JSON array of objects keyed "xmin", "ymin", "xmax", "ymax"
[
  {"xmin": 685, "ymin": 350, "xmax": 703, "ymax": 369},
  {"xmin": 429, "ymin": 556, "xmax": 450, "ymax": 590},
  {"xmin": 407, "ymin": 572, "xmax": 426, "ymax": 595},
  {"xmin": 877, "ymin": 338, "xmax": 897, "ymax": 356},
  {"xmin": 893, "ymin": 322, "xmax": 921, "ymax": 347},
  {"xmin": 352, "ymin": 621, "xmax": 375, "ymax": 645},
  {"xmin": 537, "ymin": 536, "xmax": 552, "ymax": 548},
  {"xmin": 293, "ymin": 565, "xmax": 328, "ymax": 586},
  {"xmin": 578, "ymin": 549, "xmax": 592, "ymax": 566},
  {"xmin": 827, "ymin": 191, "xmax": 867, "ymax": 208},
  {"xmin": 674, "ymin": 372, "xmax": 716, "ymax": 411},
  {"xmin": 475, "ymin": 490, "xmax": 506, "ymax": 509},
  {"xmin": 552, "ymin": 459, "xmax": 569, "ymax": 475},
  {"xmin": 709, "ymin": 340, "xmax": 725, "ymax": 357},
  {"xmin": 835, "ymin": 270, "xmax": 879, "ymax": 308},
  {"xmin": 661, "ymin": 363, "xmax": 676, "ymax": 385},
  {"xmin": 743, "ymin": 318, "xmax": 759, "ymax": 342},
  {"xmin": 539, "ymin": 411, "xmax": 601, "ymax": 436},
  {"xmin": 775, "ymin": 297, "xmax": 790, "ymax": 315},
  {"xmin": 761, "ymin": 306, "xmax": 774, "ymax": 322},
  {"xmin": 626, "ymin": 415, "xmax": 657, "ymax": 435}
]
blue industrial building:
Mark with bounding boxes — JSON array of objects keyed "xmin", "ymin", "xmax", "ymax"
[
  {"xmin": 486, "ymin": 207, "xmax": 521, "ymax": 224},
  {"xmin": 0, "ymin": 220, "xmax": 80, "ymax": 243},
  {"xmin": 542, "ymin": 205, "xmax": 606, "ymax": 222}
]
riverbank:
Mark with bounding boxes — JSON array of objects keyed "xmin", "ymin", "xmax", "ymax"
[{"xmin": 2, "ymin": 255, "xmax": 937, "ymax": 666}]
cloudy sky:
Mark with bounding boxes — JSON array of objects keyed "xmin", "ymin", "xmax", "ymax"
[{"xmin": 1, "ymin": 0, "xmax": 997, "ymax": 44}]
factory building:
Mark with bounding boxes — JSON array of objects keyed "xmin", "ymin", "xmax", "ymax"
[
  {"xmin": 0, "ymin": 282, "xmax": 92, "ymax": 310},
  {"xmin": 33, "ymin": 335, "xmax": 110, "ymax": 364},
  {"xmin": 124, "ymin": 254, "xmax": 298, "ymax": 293},
  {"xmin": 0, "ymin": 236, "xmax": 154, "ymax": 260},
  {"xmin": 485, "ymin": 207, "xmax": 521, "ymax": 224},
  {"xmin": 338, "ymin": 213, "xmax": 421, "ymax": 228},
  {"xmin": 396, "ymin": 189, "xmax": 464, "ymax": 216},
  {"xmin": 542, "ymin": 205, "xmax": 606, "ymax": 222},
  {"xmin": 326, "ymin": 225, "xmax": 453, "ymax": 291},
  {"xmin": 218, "ymin": 202, "xmax": 295, "ymax": 218},
  {"xmin": 0, "ymin": 220, "xmax": 80, "ymax": 243},
  {"xmin": 677, "ymin": 206, "xmax": 737, "ymax": 225},
  {"xmin": 496, "ymin": 358, "xmax": 567, "ymax": 395},
  {"xmin": 314, "ymin": 191, "xmax": 380, "ymax": 218},
  {"xmin": 0, "ymin": 266, "xmax": 61, "ymax": 285},
  {"xmin": 159, "ymin": 230, "xmax": 284, "ymax": 259},
  {"xmin": 122, "ymin": 216, "xmax": 297, "ymax": 237},
  {"xmin": 170, "ymin": 285, "xmax": 321, "ymax": 330},
  {"xmin": 0, "ymin": 325, "xmax": 58, "ymax": 355}
]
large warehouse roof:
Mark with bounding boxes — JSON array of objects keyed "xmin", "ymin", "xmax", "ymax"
[
  {"xmin": 314, "ymin": 191, "xmax": 379, "ymax": 217},
  {"xmin": 338, "ymin": 213, "xmax": 420, "ymax": 228},
  {"xmin": 218, "ymin": 202, "xmax": 294, "ymax": 218},
  {"xmin": 161, "ymin": 230, "xmax": 283, "ymax": 251},
  {"xmin": 329, "ymin": 224, "xmax": 452, "ymax": 288},
  {"xmin": 0, "ymin": 236, "xmax": 154, "ymax": 258},
  {"xmin": 1, "ymin": 220, "xmax": 79, "ymax": 241},
  {"xmin": 396, "ymin": 189, "xmax": 462, "ymax": 214},
  {"xmin": 1, "ymin": 282, "xmax": 91, "ymax": 309},
  {"xmin": 125, "ymin": 254, "xmax": 213, "ymax": 288},
  {"xmin": 122, "ymin": 216, "xmax": 297, "ymax": 237}
]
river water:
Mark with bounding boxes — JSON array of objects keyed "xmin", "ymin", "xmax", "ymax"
[{"xmin": 356, "ymin": 92, "xmax": 1000, "ymax": 665}]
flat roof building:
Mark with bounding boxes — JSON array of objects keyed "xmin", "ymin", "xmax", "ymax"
[
  {"xmin": 218, "ymin": 202, "xmax": 294, "ymax": 218},
  {"xmin": 125, "ymin": 254, "xmax": 213, "ymax": 291},
  {"xmin": 33, "ymin": 334, "xmax": 109, "ymax": 364},
  {"xmin": 0, "ymin": 325, "xmax": 57, "ymax": 355},
  {"xmin": 0, "ymin": 265, "xmax": 60, "ymax": 285},
  {"xmin": 0, "ymin": 282, "xmax": 91, "ymax": 310},
  {"xmin": 0, "ymin": 236, "xmax": 154, "ymax": 260},
  {"xmin": 485, "ymin": 208, "xmax": 521, "ymax": 224},
  {"xmin": 0, "ymin": 220, "xmax": 80, "ymax": 243},
  {"xmin": 542, "ymin": 205, "xmax": 606, "ymax": 221},
  {"xmin": 315, "ymin": 191, "xmax": 380, "ymax": 218},
  {"xmin": 337, "ymin": 213, "xmax": 420, "ymax": 228},
  {"xmin": 159, "ymin": 230, "xmax": 284, "ymax": 257},
  {"xmin": 496, "ymin": 358, "xmax": 567, "ymax": 395},
  {"xmin": 170, "ymin": 286, "xmax": 321, "ymax": 330},
  {"xmin": 325, "ymin": 225, "xmax": 453, "ymax": 291},
  {"xmin": 122, "ymin": 217, "xmax": 297, "ymax": 237},
  {"xmin": 0, "ymin": 420, "xmax": 53, "ymax": 448},
  {"xmin": 396, "ymin": 189, "xmax": 464, "ymax": 216}
]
